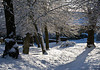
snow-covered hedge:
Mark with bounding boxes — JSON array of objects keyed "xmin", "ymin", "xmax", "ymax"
[{"xmin": 60, "ymin": 41, "xmax": 76, "ymax": 48}]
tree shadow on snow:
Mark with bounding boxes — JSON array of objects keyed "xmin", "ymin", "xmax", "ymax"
[
  {"xmin": 0, "ymin": 54, "xmax": 41, "ymax": 70},
  {"xmin": 54, "ymin": 47, "xmax": 95, "ymax": 70}
]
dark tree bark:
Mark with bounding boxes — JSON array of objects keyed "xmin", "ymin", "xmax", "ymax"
[
  {"xmin": 30, "ymin": 36, "xmax": 34, "ymax": 46},
  {"xmin": 87, "ymin": 0, "xmax": 100, "ymax": 48},
  {"xmin": 87, "ymin": 7, "xmax": 97, "ymax": 48},
  {"xmin": 2, "ymin": 0, "xmax": 19, "ymax": 58},
  {"xmin": 87, "ymin": 28, "xmax": 95, "ymax": 48},
  {"xmin": 34, "ymin": 32, "xmax": 40, "ymax": 48},
  {"xmin": 3, "ymin": 0, "xmax": 16, "ymax": 37},
  {"xmin": 56, "ymin": 32, "xmax": 60, "ymax": 44},
  {"xmin": 87, "ymin": 12, "xmax": 96, "ymax": 48},
  {"xmin": 45, "ymin": 25, "xmax": 49, "ymax": 50}
]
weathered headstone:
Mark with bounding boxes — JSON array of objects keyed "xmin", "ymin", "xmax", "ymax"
[{"xmin": 23, "ymin": 33, "xmax": 31, "ymax": 54}]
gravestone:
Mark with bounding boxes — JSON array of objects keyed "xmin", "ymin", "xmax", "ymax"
[{"xmin": 23, "ymin": 33, "xmax": 31, "ymax": 54}]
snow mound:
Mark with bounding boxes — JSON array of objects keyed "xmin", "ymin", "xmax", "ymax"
[
  {"xmin": 9, "ymin": 43, "xmax": 19, "ymax": 52},
  {"xmin": 60, "ymin": 41, "xmax": 76, "ymax": 48},
  {"xmin": 9, "ymin": 48, "xmax": 16, "ymax": 52},
  {"xmin": 13, "ymin": 43, "xmax": 18, "ymax": 48},
  {"xmin": 5, "ymin": 38, "xmax": 14, "ymax": 43},
  {"xmin": 56, "ymin": 41, "xmax": 62, "ymax": 45}
]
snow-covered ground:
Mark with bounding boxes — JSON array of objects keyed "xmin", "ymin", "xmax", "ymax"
[{"xmin": 0, "ymin": 38, "xmax": 100, "ymax": 70}]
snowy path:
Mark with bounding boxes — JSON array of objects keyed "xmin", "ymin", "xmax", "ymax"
[{"xmin": 55, "ymin": 47, "xmax": 95, "ymax": 70}]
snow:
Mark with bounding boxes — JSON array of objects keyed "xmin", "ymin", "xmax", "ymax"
[
  {"xmin": 0, "ymin": 37, "xmax": 3, "ymax": 39},
  {"xmin": 9, "ymin": 32, "xmax": 13, "ymax": 37},
  {"xmin": 5, "ymin": 38, "xmax": 15, "ymax": 43},
  {"xmin": 60, "ymin": 41, "xmax": 75, "ymax": 48},
  {"xmin": 9, "ymin": 43, "xmax": 19, "ymax": 52},
  {"xmin": 60, "ymin": 36, "xmax": 68, "ymax": 38},
  {"xmin": 49, "ymin": 39, "xmax": 56, "ymax": 41},
  {"xmin": 0, "ymin": 38, "xmax": 100, "ymax": 70},
  {"xmin": 13, "ymin": 43, "xmax": 19, "ymax": 48},
  {"xmin": 9, "ymin": 48, "xmax": 16, "ymax": 52}
]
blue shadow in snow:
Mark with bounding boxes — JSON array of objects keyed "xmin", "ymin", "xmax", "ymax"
[{"xmin": 54, "ymin": 47, "xmax": 95, "ymax": 70}]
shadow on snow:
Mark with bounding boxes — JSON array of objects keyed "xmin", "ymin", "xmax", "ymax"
[{"xmin": 54, "ymin": 47, "xmax": 95, "ymax": 70}]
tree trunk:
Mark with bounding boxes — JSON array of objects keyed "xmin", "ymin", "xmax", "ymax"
[
  {"xmin": 87, "ymin": 8, "xmax": 97, "ymax": 48},
  {"xmin": 33, "ymin": 23, "xmax": 47, "ymax": 54},
  {"xmin": 56, "ymin": 32, "xmax": 60, "ymax": 44},
  {"xmin": 38, "ymin": 34, "xmax": 47, "ymax": 54},
  {"xmin": 3, "ymin": 0, "xmax": 16, "ymax": 37},
  {"xmin": 2, "ymin": 0, "xmax": 19, "ymax": 58},
  {"xmin": 87, "ymin": 29, "xmax": 95, "ymax": 48},
  {"xmin": 87, "ymin": 0, "xmax": 100, "ymax": 48},
  {"xmin": 45, "ymin": 25, "xmax": 49, "ymax": 50},
  {"xmin": 30, "ymin": 36, "xmax": 34, "ymax": 46},
  {"xmin": 23, "ymin": 33, "xmax": 31, "ymax": 54},
  {"xmin": 34, "ymin": 32, "xmax": 40, "ymax": 48}
]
